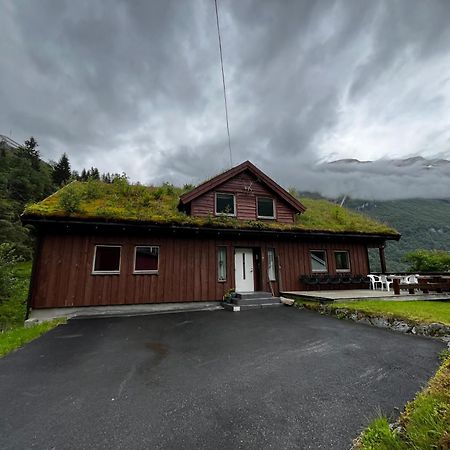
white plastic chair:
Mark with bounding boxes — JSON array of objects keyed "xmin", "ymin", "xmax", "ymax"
[
  {"xmin": 380, "ymin": 275, "xmax": 393, "ymax": 292},
  {"xmin": 367, "ymin": 274, "xmax": 382, "ymax": 290},
  {"xmin": 406, "ymin": 274, "xmax": 419, "ymax": 284}
]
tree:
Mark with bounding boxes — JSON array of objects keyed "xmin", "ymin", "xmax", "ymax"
[
  {"xmin": 52, "ymin": 153, "xmax": 71, "ymax": 186},
  {"xmin": 405, "ymin": 249, "xmax": 450, "ymax": 272},
  {"xmin": 18, "ymin": 136, "xmax": 41, "ymax": 170}
]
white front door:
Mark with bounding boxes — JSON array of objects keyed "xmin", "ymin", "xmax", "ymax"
[{"xmin": 234, "ymin": 248, "xmax": 254, "ymax": 292}]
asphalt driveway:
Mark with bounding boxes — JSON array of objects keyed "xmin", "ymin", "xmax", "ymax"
[{"xmin": 0, "ymin": 307, "xmax": 444, "ymax": 449}]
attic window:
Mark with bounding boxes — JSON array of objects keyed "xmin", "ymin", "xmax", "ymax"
[
  {"xmin": 257, "ymin": 197, "xmax": 275, "ymax": 219},
  {"xmin": 215, "ymin": 193, "xmax": 235, "ymax": 216}
]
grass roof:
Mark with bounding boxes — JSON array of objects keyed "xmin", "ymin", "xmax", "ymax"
[{"xmin": 23, "ymin": 180, "xmax": 399, "ymax": 237}]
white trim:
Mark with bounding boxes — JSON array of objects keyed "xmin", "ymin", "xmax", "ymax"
[
  {"xmin": 334, "ymin": 250, "xmax": 351, "ymax": 272},
  {"xmin": 133, "ymin": 245, "xmax": 159, "ymax": 274},
  {"xmin": 215, "ymin": 192, "xmax": 236, "ymax": 217},
  {"xmin": 256, "ymin": 196, "xmax": 276, "ymax": 219},
  {"xmin": 310, "ymin": 249, "xmax": 328, "ymax": 273},
  {"xmin": 92, "ymin": 245, "xmax": 122, "ymax": 275}
]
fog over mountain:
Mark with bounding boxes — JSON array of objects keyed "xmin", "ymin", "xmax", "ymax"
[{"xmin": 294, "ymin": 157, "xmax": 450, "ymax": 201}]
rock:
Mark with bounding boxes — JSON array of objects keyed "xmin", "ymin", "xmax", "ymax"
[
  {"xmin": 357, "ymin": 317, "xmax": 372, "ymax": 326},
  {"xmin": 24, "ymin": 318, "xmax": 39, "ymax": 328},
  {"xmin": 391, "ymin": 321, "xmax": 412, "ymax": 333},
  {"xmin": 350, "ymin": 313, "xmax": 358, "ymax": 322},
  {"xmin": 427, "ymin": 322, "xmax": 446, "ymax": 336},
  {"xmin": 412, "ymin": 325, "xmax": 428, "ymax": 335},
  {"xmin": 280, "ymin": 297, "xmax": 294, "ymax": 306},
  {"xmin": 369, "ymin": 317, "xmax": 390, "ymax": 328}
]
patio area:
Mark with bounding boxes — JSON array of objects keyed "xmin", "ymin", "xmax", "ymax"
[{"xmin": 281, "ymin": 289, "xmax": 450, "ymax": 302}]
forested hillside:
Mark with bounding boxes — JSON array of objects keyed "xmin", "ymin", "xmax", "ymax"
[
  {"xmin": 0, "ymin": 136, "xmax": 126, "ymax": 260},
  {"xmin": 0, "ymin": 138, "xmax": 55, "ymax": 258},
  {"xmin": 345, "ymin": 198, "xmax": 450, "ymax": 271}
]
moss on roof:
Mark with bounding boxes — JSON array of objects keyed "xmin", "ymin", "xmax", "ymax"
[{"xmin": 23, "ymin": 180, "xmax": 399, "ymax": 237}]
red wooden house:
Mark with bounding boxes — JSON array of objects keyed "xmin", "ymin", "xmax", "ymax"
[{"xmin": 22, "ymin": 161, "xmax": 399, "ymax": 311}]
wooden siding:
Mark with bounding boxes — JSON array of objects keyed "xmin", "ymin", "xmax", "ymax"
[
  {"xmin": 190, "ymin": 171, "xmax": 296, "ymax": 223},
  {"xmin": 31, "ymin": 231, "xmax": 370, "ymax": 308}
]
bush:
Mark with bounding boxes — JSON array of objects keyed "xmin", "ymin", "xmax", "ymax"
[
  {"xmin": 83, "ymin": 179, "xmax": 102, "ymax": 200},
  {"xmin": 0, "ymin": 243, "xmax": 19, "ymax": 303},
  {"xmin": 405, "ymin": 249, "xmax": 450, "ymax": 272},
  {"xmin": 58, "ymin": 186, "xmax": 81, "ymax": 213}
]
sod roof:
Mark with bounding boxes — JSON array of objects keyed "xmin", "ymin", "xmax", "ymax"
[{"xmin": 23, "ymin": 180, "xmax": 399, "ymax": 238}]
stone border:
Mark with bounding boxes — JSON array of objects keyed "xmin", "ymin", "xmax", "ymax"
[{"xmin": 295, "ymin": 302, "xmax": 450, "ymax": 347}]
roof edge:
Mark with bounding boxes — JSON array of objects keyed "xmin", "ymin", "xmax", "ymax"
[{"xmin": 21, "ymin": 214, "xmax": 401, "ymax": 241}]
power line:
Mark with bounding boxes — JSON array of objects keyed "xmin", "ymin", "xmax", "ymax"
[{"xmin": 214, "ymin": 0, "xmax": 233, "ymax": 167}]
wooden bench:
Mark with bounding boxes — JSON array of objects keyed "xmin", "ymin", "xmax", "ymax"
[{"xmin": 393, "ymin": 278, "xmax": 450, "ymax": 295}]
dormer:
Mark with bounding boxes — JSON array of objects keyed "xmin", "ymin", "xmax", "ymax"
[{"xmin": 178, "ymin": 161, "xmax": 306, "ymax": 224}]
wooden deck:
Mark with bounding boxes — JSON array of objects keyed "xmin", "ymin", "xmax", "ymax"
[{"xmin": 281, "ymin": 289, "xmax": 450, "ymax": 302}]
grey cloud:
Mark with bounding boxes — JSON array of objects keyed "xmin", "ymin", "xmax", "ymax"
[{"xmin": 1, "ymin": 0, "xmax": 450, "ymax": 199}]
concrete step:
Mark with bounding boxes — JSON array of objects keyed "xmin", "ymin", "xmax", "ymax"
[
  {"xmin": 232, "ymin": 296, "xmax": 282, "ymax": 306},
  {"xmin": 222, "ymin": 302, "xmax": 284, "ymax": 311},
  {"xmin": 234, "ymin": 291, "xmax": 274, "ymax": 300}
]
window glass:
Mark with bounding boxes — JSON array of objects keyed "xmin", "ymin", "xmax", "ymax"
[
  {"xmin": 310, "ymin": 250, "xmax": 327, "ymax": 272},
  {"xmin": 335, "ymin": 251, "xmax": 350, "ymax": 271},
  {"xmin": 93, "ymin": 246, "xmax": 121, "ymax": 273},
  {"xmin": 216, "ymin": 193, "xmax": 235, "ymax": 215},
  {"xmin": 217, "ymin": 247, "xmax": 227, "ymax": 281},
  {"xmin": 135, "ymin": 246, "xmax": 159, "ymax": 272},
  {"xmin": 257, "ymin": 197, "xmax": 275, "ymax": 218},
  {"xmin": 268, "ymin": 248, "xmax": 276, "ymax": 281}
]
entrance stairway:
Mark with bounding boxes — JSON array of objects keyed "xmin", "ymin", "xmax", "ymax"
[{"xmin": 222, "ymin": 291, "xmax": 283, "ymax": 311}]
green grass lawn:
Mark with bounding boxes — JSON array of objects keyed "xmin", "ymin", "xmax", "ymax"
[
  {"xmin": 0, "ymin": 261, "xmax": 64, "ymax": 357},
  {"xmin": 329, "ymin": 300, "xmax": 450, "ymax": 326}
]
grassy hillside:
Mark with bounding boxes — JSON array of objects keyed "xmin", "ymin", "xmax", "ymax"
[{"xmin": 345, "ymin": 198, "xmax": 450, "ymax": 271}]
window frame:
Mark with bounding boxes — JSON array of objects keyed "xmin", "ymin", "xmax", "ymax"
[
  {"xmin": 133, "ymin": 245, "xmax": 160, "ymax": 275},
  {"xmin": 217, "ymin": 246, "xmax": 227, "ymax": 282},
  {"xmin": 334, "ymin": 250, "xmax": 351, "ymax": 272},
  {"xmin": 215, "ymin": 192, "xmax": 236, "ymax": 217},
  {"xmin": 267, "ymin": 248, "xmax": 277, "ymax": 281},
  {"xmin": 257, "ymin": 196, "xmax": 276, "ymax": 219},
  {"xmin": 92, "ymin": 245, "xmax": 122, "ymax": 275},
  {"xmin": 310, "ymin": 250, "xmax": 328, "ymax": 273}
]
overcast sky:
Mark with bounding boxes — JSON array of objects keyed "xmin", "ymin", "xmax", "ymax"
[{"xmin": 1, "ymin": 0, "xmax": 450, "ymax": 197}]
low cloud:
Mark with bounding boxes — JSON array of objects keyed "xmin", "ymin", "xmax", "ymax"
[{"xmin": 1, "ymin": 0, "xmax": 450, "ymax": 199}]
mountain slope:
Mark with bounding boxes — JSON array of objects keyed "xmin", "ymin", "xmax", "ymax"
[{"xmin": 344, "ymin": 198, "xmax": 450, "ymax": 271}]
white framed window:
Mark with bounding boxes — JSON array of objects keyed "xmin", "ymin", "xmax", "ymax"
[
  {"xmin": 92, "ymin": 245, "xmax": 121, "ymax": 274},
  {"xmin": 257, "ymin": 197, "xmax": 275, "ymax": 219},
  {"xmin": 134, "ymin": 246, "xmax": 159, "ymax": 274},
  {"xmin": 215, "ymin": 192, "xmax": 236, "ymax": 216},
  {"xmin": 334, "ymin": 251, "xmax": 350, "ymax": 272},
  {"xmin": 267, "ymin": 248, "xmax": 276, "ymax": 281},
  {"xmin": 217, "ymin": 247, "xmax": 227, "ymax": 281},
  {"xmin": 310, "ymin": 250, "xmax": 327, "ymax": 272}
]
